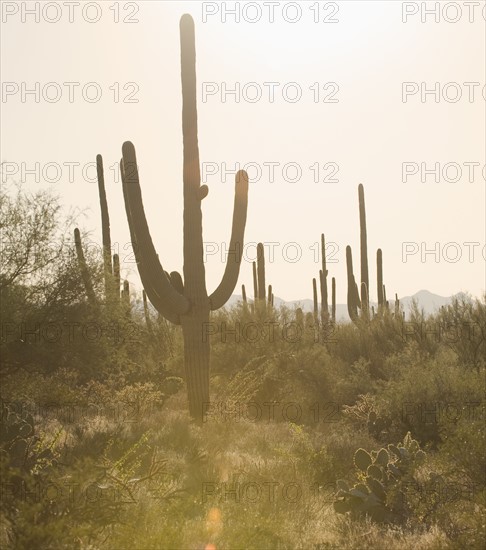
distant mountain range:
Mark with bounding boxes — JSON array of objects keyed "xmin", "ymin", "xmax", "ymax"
[{"xmin": 224, "ymin": 289, "xmax": 469, "ymax": 321}]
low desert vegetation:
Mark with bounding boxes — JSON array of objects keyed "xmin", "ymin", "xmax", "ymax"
[{"xmin": 0, "ymin": 184, "xmax": 485, "ymax": 549}]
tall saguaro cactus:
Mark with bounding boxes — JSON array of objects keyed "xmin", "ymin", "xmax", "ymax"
[
  {"xmin": 377, "ymin": 248, "xmax": 384, "ymax": 313},
  {"xmin": 358, "ymin": 184, "xmax": 369, "ymax": 317},
  {"xmin": 120, "ymin": 14, "xmax": 249, "ymax": 421},
  {"xmin": 320, "ymin": 233, "xmax": 329, "ymax": 324},
  {"xmin": 96, "ymin": 155, "xmax": 114, "ymax": 298},
  {"xmin": 331, "ymin": 276, "xmax": 336, "ymax": 323}
]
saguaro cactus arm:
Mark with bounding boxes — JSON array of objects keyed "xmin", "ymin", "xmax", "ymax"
[
  {"xmin": 209, "ymin": 170, "xmax": 249, "ymax": 310},
  {"xmin": 121, "ymin": 143, "xmax": 190, "ymax": 320}
]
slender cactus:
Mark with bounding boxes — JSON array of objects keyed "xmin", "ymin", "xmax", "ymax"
[
  {"xmin": 122, "ymin": 279, "xmax": 130, "ymax": 308},
  {"xmin": 242, "ymin": 284, "xmax": 247, "ymax": 303},
  {"xmin": 257, "ymin": 242, "xmax": 266, "ymax": 301},
  {"xmin": 120, "ymin": 15, "xmax": 249, "ymax": 421},
  {"xmin": 252, "ymin": 261, "xmax": 258, "ymax": 303},
  {"xmin": 346, "ymin": 245, "xmax": 360, "ymax": 323},
  {"xmin": 267, "ymin": 284, "xmax": 272, "ymax": 308},
  {"xmin": 331, "ymin": 276, "xmax": 336, "ymax": 323},
  {"xmin": 74, "ymin": 228, "xmax": 96, "ymax": 305},
  {"xmin": 96, "ymin": 154, "xmax": 113, "ymax": 298},
  {"xmin": 358, "ymin": 184, "xmax": 369, "ymax": 318},
  {"xmin": 395, "ymin": 293, "xmax": 400, "ymax": 316},
  {"xmin": 320, "ymin": 234, "xmax": 329, "ymax": 324},
  {"xmin": 377, "ymin": 248, "xmax": 383, "ymax": 313},
  {"xmin": 312, "ymin": 277, "xmax": 319, "ymax": 324}
]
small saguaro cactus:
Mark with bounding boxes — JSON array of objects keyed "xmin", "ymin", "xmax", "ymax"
[
  {"xmin": 242, "ymin": 284, "xmax": 247, "ymax": 304},
  {"xmin": 394, "ymin": 293, "xmax": 400, "ymax": 316},
  {"xmin": 267, "ymin": 284, "xmax": 273, "ymax": 308},
  {"xmin": 120, "ymin": 14, "xmax": 249, "ymax": 421}
]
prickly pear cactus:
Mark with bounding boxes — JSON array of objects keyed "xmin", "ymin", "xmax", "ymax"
[{"xmin": 334, "ymin": 432, "xmax": 426, "ymax": 523}]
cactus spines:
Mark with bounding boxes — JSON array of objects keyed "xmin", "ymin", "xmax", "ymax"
[
  {"xmin": 346, "ymin": 245, "xmax": 360, "ymax": 322},
  {"xmin": 377, "ymin": 248, "xmax": 383, "ymax": 312},
  {"xmin": 257, "ymin": 242, "xmax": 266, "ymax": 301},
  {"xmin": 74, "ymin": 228, "xmax": 96, "ymax": 305},
  {"xmin": 320, "ymin": 234, "xmax": 329, "ymax": 324},
  {"xmin": 113, "ymin": 253, "xmax": 121, "ymax": 300},
  {"xmin": 358, "ymin": 184, "xmax": 369, "ymax": 317},
  {"xmin": 120, "ymin": 15, "xmax": 249, "ymax": 422},
  {"xmin": 331, "ymin": 276, "xmax": 336, "ymax": 323}
]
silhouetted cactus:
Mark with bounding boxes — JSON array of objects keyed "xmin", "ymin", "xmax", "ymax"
[
  {"xmin": 346, "ymin": 245, "xmax": 360, "ymax": 323},
  {"xmin": 74, "ymin": 228, "xmax": 96, "ymax": 305},
  {"xmin": 358, "ymin": 184, "xmax": 369, "ymax": 318},
  {"xmin": 267, "ymin": 284, "xmax": 272, "ymax": 308},
  {"xmin": 257, "ymin": 242, "xmax": 266, "ymax": 302},
  {"xmin": 320, "ymin": 234, "xmax": 329, "ymax": 324},
  {"xmin": 252, "ymin": 261, "xmax": 258, "ymax": 303},
  {"xmin": 122, "ymin": 280, "xmax": 131, "ymax": 312},
  {"xmin": 312, "ymin": 277, "xmax": 318, "ymax": 324},
  {"xmin": 242, "ymin": 284, "xmax": 247, "ymax": 304},
  {"xmin": 119, "ymin": 15, "xmax": 249, "ymax": 421},
  {"xmin": 395, "ymin": 293, "xmax": 400, "ymax": 316},
  {"xmin": 377, "ymin": 248, "xmax": 384, "ymax": 313},
  {"xmin": 331, "ymin": 276, "xmax": 336, "ymax": 323},
  {"xmin": 96, "ymin": 154, "xmax": 114, "ymax": 298}
]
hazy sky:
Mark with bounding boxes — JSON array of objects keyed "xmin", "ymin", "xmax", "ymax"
[{"xmin": 2, "ymin": 1, "xmax": 485, "ymax": 302}]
